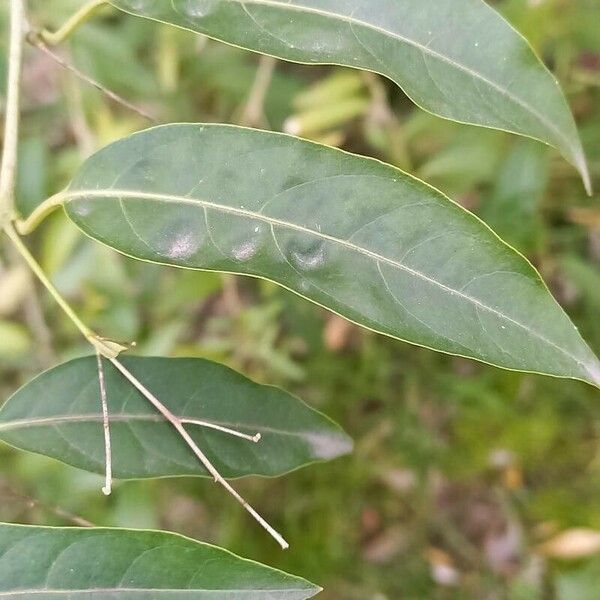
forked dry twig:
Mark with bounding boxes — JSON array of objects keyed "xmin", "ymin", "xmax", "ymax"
[{"xmin": 108, "ymin": 357, "xmax": 288, "ymax": 549}]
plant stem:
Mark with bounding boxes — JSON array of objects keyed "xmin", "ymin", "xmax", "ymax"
[
  {"xmin": 2, "ymin": 222, "xmax": 95, "ymax": 341},
  {"xmin": 38, "ymin": 0, "xmax": 108, "ymax": 46},
  {"xmin": 0, "ymin": 0, "xmax": 25, "ymax": 225},
  {"xmin": 15, "ymin": 191, "xmax": 64, "ymax": 234}
]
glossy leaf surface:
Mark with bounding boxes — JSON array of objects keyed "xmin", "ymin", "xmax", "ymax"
[
  {"xmin": 110, "ymin": 0, "xmax": 590, "ymax": 191},
  {"xmin": 59, "ymin": 125, "xmax": 600, "ymax": 386},
  {"xmin": 0, "ymin": 523, "xmax": 320, "ymax": 598},
  {"xmin": 0, "ymin": 355, "xmax": 352, "ymax": 479}
]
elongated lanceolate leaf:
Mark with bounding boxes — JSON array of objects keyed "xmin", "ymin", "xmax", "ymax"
[
  {"xmin": 0, "ymin": 523, "xmax": 320, "ymax": 598},
  {"xmin": 110, "ymin": 0, "xmax": 590, "ymax": 191},
  {"xmin": 0, "ymin": 355, "xmax": 351, "ymax": 479},
  {"xmin": 57, "ymin": 125, "xmax": 600, "ymax": 386}
]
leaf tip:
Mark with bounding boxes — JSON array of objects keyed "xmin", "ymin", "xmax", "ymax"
[
  {"xmin": 582, "ymin": 166, "xmax": 593, "ymax": 198},
  {"xmin": 573, "ymin": 146, "xmax": 593, "ymax": 196},
  {"xmin": 585, "ymin": 361, "xmax": 600, "ymax": 389}
]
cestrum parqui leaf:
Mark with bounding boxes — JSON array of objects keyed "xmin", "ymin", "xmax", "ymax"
[
  {"xmin": 0, "ymin": 523, "xmax": 321, "ymax": 599},
  {"xmin": 0, "ymin": 355, "xmax": 352, "ymax": 479},
  {"xmin": 52, "ymin": 124, "xmax": 600, "ymax": 387}
]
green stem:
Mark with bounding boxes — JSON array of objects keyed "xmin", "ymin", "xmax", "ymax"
[
  {"xmin": 38, "ymin": 0, "xmax": 108, "ymax": 46},
  {"xmin": 4, "ymin": 222, "xmax": 128, "ymax": 359},
  {"xmin": 3, "ymin": 222, "xmax": 95, "ymax": 340},
  {"xmin": 0, "ymin": 0, "xmax": 25, "ymax": 224},
  {"xmin": 15, "ymin": 191, "xmax": 65, "ymax": 235}
]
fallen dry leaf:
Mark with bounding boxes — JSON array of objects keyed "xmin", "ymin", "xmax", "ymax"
[{"xmin": 538, "ymin": 528, "xmax": 600, "ymax": 559}]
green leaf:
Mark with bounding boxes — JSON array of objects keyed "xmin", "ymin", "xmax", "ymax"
[
  {"xmin": 109, "ymin": 0, "xmax": 590, "ymax": 192},
  {"xmin": 0, "ymin": 355, "xmax": 351, "ymax": 479},
  {"xmin": 58, "ymin": 124, "xmax": 600, "ymax": 387},
  {"xmin": 0, "ymin": 523, "xmax": 321, "ymax": 598}
]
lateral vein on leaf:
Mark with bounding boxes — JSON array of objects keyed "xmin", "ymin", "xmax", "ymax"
[
  {"xmin": 59, "ymin": 188, "xmax": 586, "ymax": 369},
  {"xmin": 375, "ymin": 261, "xmax": 471, "ymax": 354}
]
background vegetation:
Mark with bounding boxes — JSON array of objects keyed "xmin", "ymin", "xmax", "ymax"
[{"xmin": 1, "ymin": 0, "xmax": 599, "ymax": 597}]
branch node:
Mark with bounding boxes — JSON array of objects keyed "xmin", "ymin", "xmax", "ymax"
[
  {"xmin": 90, "ymin": 335, "xmax": 130, "ymax": 360},
  {"xmin": 36, "ymin": 0, "xmax": 109, "ymax": 47}
]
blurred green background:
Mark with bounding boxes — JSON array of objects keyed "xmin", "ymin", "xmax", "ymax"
[{"xmin": 1, "ymin": 0, "xmax": 600, "ymax": 598}]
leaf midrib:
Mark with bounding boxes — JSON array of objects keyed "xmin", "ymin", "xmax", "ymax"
[
  {"xmin": 0, "ymin": 412, "xmax": 323, "ymax": 440},
  {"xmin": 0, "ymin": 587, "xmax": 313, "ymax": 596},
  {"xmin": 166, "ymin": 0, "xmax": 572, "ymax": 154},
  {"xmin": 61, "ymin": 188, "xmax": 584, "ymax": 370}
]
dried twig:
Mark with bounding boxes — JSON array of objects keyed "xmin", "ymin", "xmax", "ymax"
[
  {"xmin": 182, "ymin": 419, "xmax": 261, "ymax": 443},
  {"xmin": 109, "ymin": 357, "xmax": 289, "ymax": 550},
  {"xmin": 27, "ymin": 35, "xmax": 157, "ymax": 123},
  {"xmin": 96, "ymin": 352, "xmax": 112, "ymax": 496}
]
